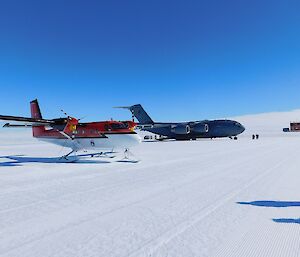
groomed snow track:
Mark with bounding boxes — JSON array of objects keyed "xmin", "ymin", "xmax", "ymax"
[{"xmin": 1, "ymin": 132, "xmax": 300, "ymax": 257}]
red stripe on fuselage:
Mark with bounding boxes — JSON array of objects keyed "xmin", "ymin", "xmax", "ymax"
[{"xmin": 33, "ymin": 120, "xmax": 137, "ymax": 139}]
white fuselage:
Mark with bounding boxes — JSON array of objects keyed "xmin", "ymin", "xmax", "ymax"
[{"xmin": 38, "ymin": 133, "xmax": 141, "ymax": 152}]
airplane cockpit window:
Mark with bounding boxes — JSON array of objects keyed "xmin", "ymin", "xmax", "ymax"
[{"xmin": 110, "ymin": 123, "xmax": 127, "ymax": 130}]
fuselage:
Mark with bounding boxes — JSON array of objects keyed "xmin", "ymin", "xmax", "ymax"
[
  {"xmin": 120, "ymin": 104, "xmax": 245, "ymax": 140},
  {"xmin": 33, "ymin": 120, "xmax": 141, "ymax": 151},
  {"xmin": 0, "ymin": 99, "xmax": 142, "ymax": 155},
  {"xmin": 142, "ymin": 120, "xmax": 245, "ymax": 140}
]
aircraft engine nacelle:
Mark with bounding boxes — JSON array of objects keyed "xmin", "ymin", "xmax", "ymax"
[
  {"xmin": 171, "ymin": 124, "xmax": 191, "ymax": 135},
  {"xmin": 193, "ymin": 123, "xmax": 209, "ymax": 133}
]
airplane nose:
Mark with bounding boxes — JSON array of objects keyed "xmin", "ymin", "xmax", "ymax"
[
  {"xmin": 135, "ymin": 133, "xmax": 142, "ymax": 144},
  {"xmin": 128, "ymin": 133, "xmax": 142, "ymax": 147},
  {"xmin": 233, "ymin": 122, "xmax": 245, "ymax": 135},
  {"xmin": 239, "ymin": 124, "xmax": 245, "ymax": 133}
]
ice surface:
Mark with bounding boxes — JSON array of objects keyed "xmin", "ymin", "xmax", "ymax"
[
  {"xmin": 1, "ymin": 111, "xmax": 300, "ymax": 257},
  {"xmin": 233, "ymin": 109, "xmax": 300, "ymax": 136}
]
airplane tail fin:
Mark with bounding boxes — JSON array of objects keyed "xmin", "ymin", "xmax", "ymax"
[
  {"xmin": 30, "ymin": 99, "xmax": 45, "ymax": 137},
  {"xmin": 116, "ymin": 104, "xmax": 154, "ymax": 124}
]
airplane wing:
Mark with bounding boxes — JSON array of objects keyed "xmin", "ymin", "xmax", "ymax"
[
  {"xmin": 0, "ymin": 115, "xmax": 55, "ymax": 124},
  {"xmin": 0, "ymin": 115, "xmax": 56, "ymax": 127},
  {"xmin": 3, "ymin": 123, "xmax": 33, "ymax": 128}
]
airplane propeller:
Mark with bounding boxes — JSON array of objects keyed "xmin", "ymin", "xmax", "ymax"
[{"xmin": 61, "ymin": 109, "xmax": 86, "ymax": 122}]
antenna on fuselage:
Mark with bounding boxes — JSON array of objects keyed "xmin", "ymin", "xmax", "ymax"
[{"xmin": 61, "ymin": 109, "xmax": 69, "ymax": 117}]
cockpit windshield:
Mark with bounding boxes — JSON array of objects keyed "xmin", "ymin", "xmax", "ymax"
[{"xmin": 110, "ymin": 123, "xmax": 127, "ymax": 130}]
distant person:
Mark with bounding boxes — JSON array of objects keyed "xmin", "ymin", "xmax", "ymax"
[
  {"xmin": 256, "ymin": 134, "xmax": 259, "ymax": 140},
  {"xmin": 252, "ymin": 134, "xmax": 255, "ymax": 140}
]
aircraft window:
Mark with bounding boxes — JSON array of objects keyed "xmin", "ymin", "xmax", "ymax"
[{"xmin": 111, "ymin": 123, "xmax": 127, "ymax": 130}]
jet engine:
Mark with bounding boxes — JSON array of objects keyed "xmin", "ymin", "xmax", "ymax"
[
  {"xmin": 171, "ymin": 124, "xmax": 191, "ymax": 134},
  {"xmin": 192, "ymin": 123, "xmax": 209, "ymax": 133}
]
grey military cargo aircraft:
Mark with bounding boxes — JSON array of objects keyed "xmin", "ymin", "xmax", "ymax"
[{"xmin": 117, "ymin": 104, "xmax": 245, "ymax": 140}]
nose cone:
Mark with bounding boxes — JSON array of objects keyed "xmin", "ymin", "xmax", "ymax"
[
  {"xmin": 240, "ymin": 124, "xmax": 246, "ymax": 133},
  {"xmin": 126, "ymin": 133, "xmax": 142, "ymax": 148},
  {"xmin": 236, "ymin": 122, "xmax": 245, "ymax": 134},
  {"xmin": 229, "ymin": 121, "xmax": 245, "ymax": 136}
]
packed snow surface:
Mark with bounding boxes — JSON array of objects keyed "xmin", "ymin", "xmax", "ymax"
[
  {"xmin": 1, "ymin": 111, "xmax": 300, "ymax": 256},
  {"xmin": 233, "ymin": 108, "xmax": 300, "ymax": 136}
]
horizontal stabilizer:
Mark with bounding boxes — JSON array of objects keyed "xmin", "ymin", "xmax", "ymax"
[
  {"xmin": 114, "ymin": 106, "xmax": 132, "ymax": 110},
  {"xmin": 115, "ymin": 104, "xmax": 154, "ymax": 124}
]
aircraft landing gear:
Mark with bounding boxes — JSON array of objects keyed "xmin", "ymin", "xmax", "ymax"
[
  {"xmin": 234, "ymin": 136, "xmax": 238, "ymax": 140},
  {"xmin": 59, "ymin": 149, "xmax": 78, "ymax": 162},
  {"xmin": 118, "ymin": 148, "xmax": 139, "ymax": 163}
]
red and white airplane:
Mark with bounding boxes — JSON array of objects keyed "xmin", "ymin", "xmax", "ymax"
[{"xmin": 0, "ymin": 99, "xmax": 141, "ymax": 162}]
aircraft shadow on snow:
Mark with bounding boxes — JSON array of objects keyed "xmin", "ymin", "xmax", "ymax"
[
  {"xmin": 237, "ymin": 201, "xmax": 300, "ymax": 208},
  {"xmin": 0, "ymin": 155, "xmax": 111, "ymax": 166},
  {"xmin": 237, "ymin": 201, "xmax": 300, "ymax": 225},
  {"xmin": 272, "ymin": 218, "xmax": 300, "ymax": 224}
]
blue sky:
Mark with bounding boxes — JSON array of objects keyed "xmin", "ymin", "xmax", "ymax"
[{"xmin": 0, "ymin": 0, "xmax": 299, "ymax": 122}]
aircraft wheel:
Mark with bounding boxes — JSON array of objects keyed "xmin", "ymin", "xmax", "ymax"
[{"xmin": 234, "ymin": 136, "xmax": 238, "ymax": 140}]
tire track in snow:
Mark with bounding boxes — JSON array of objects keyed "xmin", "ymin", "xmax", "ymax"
[
  {"xmin": 0, "ymin": 139, "xmax": 265, "ymax": 188},
  {"xmin": 0, "ymin": 145, "xmax": 279, "ymax": 255},
  {"xmin": 0, "ymin": 142, "xmax": 267, "ymax": 215},
  {"xmin": 126, "ymin": 151, "xmax": 293, "ymax": 257}
]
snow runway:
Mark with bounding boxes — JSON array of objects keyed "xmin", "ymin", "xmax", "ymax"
[{"xmin": 1, "ymin": 132, "xmax": 300, "ymax": 257}]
